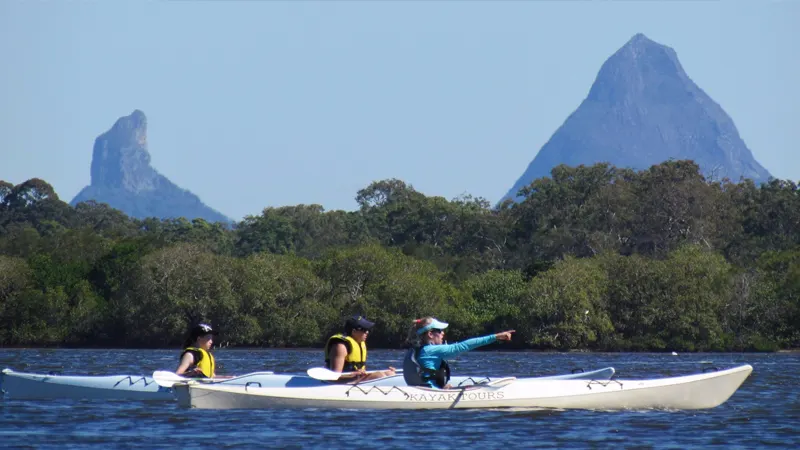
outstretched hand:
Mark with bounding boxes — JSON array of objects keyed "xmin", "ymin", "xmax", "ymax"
[{"xmin": 495, "ymin": 330, "xmax": 516, "ymax": 341}]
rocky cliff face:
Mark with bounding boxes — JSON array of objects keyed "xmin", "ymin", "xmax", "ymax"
[
  {"xmin": 88, "ymin": 110, "xmax": 157, "ymax": 193},
  {"xmin": 71, "ymin": 110, "xmax": 231, "ymax": 223},
  {"xmin": 502, "ymin": 33, "xmax": 772, "ymax": 203}
]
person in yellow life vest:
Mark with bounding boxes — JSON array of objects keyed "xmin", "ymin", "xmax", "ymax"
[
  {"xmin": 176, "ymin": 323, "xmax": 218, "ymax": 378},
  {"xmin": 324, "ymin": 315, "xmax": 396, "ymax": 383}
]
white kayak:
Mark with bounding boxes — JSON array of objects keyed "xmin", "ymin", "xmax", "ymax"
[
  {"xmin": 0, "ymin": 368, "xmax": 276, "ymax": 401},
  {"xmin": 173, "ymin": 364, "xmax": 753, "ymax": 411},
  {"xmin": 0, "ymin": 369, "xmax": 177, "ymax": 400},
  {"xmin": 0, "ymin": 366, "xmax": 614, "ymax": 401}
]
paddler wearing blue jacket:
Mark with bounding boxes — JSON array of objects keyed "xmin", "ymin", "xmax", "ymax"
[{"xmin": 403, "ymin": 317, "xmax": 515, "ymax": 389}]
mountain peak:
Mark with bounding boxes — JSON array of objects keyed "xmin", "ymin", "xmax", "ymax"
[
  {"xmin": 89, "ymin": 110, "xmax": 153, "ymax": 192},
  {"xmin": 501, "ymin": 34, "xmax": 772, "ymax": 204},
  {"xmin": 619, "ymin": 33, "xmax": 677, "ymax": 63},
  {"xmin": 71, "ymin": 111, "xmax": 231, "ymax": 224},
  {"xmin": 625, "ymin": 33, "xmax": 657, "ymax": 48},
  {"xmin": 587, "ymin": 33, "xmax": 687, "ymax": 104},
  {"xmin": 113, "ymin": 109, "xmax": 147, "ymax": 131},
  {"xmin": 109, "ymin": 109, "xmax": 147, "ymax": 150}
]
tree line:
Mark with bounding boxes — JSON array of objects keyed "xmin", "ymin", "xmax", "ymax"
[{"xmin": 1, "ymin": 160, "xmax": 798, "ymax": 351}]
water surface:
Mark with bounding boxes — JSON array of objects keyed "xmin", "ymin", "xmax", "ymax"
[{"xmin": 1, "ymin": 349, "xmax": 796, "ymax": 449}]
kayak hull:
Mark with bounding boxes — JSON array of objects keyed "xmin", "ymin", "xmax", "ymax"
[
  {"xmin": 0, "ymin": 369, "xmax": 174, "ymax": 400},
  {"xmin": 174, "ymin": 364, "xmax": 752, "ymax": 411},
  {"xmin": 0, "ymin": 366, "xmax": 614, "ymax": 401}
]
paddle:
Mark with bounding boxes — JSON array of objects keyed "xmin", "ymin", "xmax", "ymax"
[
  {"xmin": 306, "ymin": 367, "xmax": 402, "ymax": 381},
  {"xmin": 153, "ymin": 370, "xmax": 200, "ymax": 387},
  {"xmin": 152, "ymin": 370, "xmax": 192, "ymax": 388}
]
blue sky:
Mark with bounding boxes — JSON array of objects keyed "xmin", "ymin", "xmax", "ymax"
[{"xmin": 1, "ymin": 1, "xmax": 797, "ymax": 221}]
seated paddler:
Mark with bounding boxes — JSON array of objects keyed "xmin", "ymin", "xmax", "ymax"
[
  {"xmin": 325, "ymin": 315, "xmax": 396, "ymax": 383},
  {"xmin": 403, "ymin": 316, "xmax": 515, "ymax": 389},
  {"xmin": 176, "ymin": 323, "xmax": 219, "ymax": 378}
]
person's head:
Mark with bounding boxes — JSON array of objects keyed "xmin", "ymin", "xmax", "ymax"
[
  {"xmin": 410, "ymin": 317, "xmax": 449, "ymax": 345},
  {"xmin": 344, "ymin": 315, "xmax": 375, "ymax": 343},
  {"xmin": 187, "ymin": 323, "xmax": 218, "ymax": 350}
]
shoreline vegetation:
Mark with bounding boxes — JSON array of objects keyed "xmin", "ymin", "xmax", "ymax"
[{"xmin": 1, "ymin": 160, "xmax": 798, "ymax": 352}]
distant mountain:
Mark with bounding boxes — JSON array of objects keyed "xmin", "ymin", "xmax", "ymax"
[
  {"xmin": 70, "ymin": 110, "xmax": 231, "ymax": 224},
  {"xmin": 502, "ymin": 33, "xmax": 772, "ymax": 203}
]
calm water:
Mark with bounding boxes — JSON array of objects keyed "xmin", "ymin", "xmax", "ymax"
[{"xmin": 1, "ymin": 349, "xmax": 797, "ymax": 449}]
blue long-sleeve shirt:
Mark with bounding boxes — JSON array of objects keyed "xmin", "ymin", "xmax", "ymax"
[{"xmin": 416, "ymin": 334, "xmax": 497, "ymax": 385}]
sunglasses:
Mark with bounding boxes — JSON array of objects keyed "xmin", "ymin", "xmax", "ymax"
[
  {"xmin": 430, "ymin": 329, "xmax": 445, "ymax": 335},
  {"xmin": 353, "ymin": 327, "xmax": 371, "ymax": 333}
]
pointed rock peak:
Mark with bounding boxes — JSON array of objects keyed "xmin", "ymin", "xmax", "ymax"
[
  {"xmin": 89, "ymin": 110, "xmax": 154, "ymax": 191},
  {"xmin": 128, "ymin": 109, "xmax": 147, "ymax": 126},
  {"xmin": 624, "ymin": 33, "xmax": 658, "ymax": 49},
  {"xmin": 72, "ymin": 111, "xmax": 232, "ymax": 224},
  {"xmin": 611, "ymin": 33, "xmax": 681, "ymax": 72},
  {"xmin": 588, "ymin": 33, "xmax": 688, "ymax": 103},
  {"xmin": 500, "ymin": 34, "xmax": 772, "ymax": 205},
  {"xmin": 72, "ymin": 109, "xmax": 231, "ymax": 223},
  {"xmin": 110, "ymin": 109, "xmax": 148, "ymax": 138}
]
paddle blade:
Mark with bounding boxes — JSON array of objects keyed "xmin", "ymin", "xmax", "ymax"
[
  {"xmin": 152, "ymin": 370, "xmax": 188, "ymax": 388},
  {"xmin": 306, "ymin": 367, "xmax": 342, "ymax": 381},
  {"xmin": 306, "ymin": 367, "xmax": 402, "ymax": 381}
]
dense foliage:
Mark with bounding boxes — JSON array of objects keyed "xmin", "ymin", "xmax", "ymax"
[{"xmin": 1, "ymin": 160, "xmax": 798, "ymax": 351}]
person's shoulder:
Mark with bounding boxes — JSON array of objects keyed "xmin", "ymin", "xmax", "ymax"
[
  {"xmin": 327, "ymin": 334, "xmax": 350, "ymax": 343},
  {"xmin": 182, "ymin": 348, "xmax": 203, "ymax": 360},
  {"xmin": 418, "ymin": 344, "xmax": 439, "ymax": 355},
  {"xmin": 328, "ymin": 336, "xmax": 351, "ymax": 352},
  {"xmin": 328, "ymin": 334, "xmax": 349, "ymax": 343}
]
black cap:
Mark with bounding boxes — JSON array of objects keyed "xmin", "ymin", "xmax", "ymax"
[
  {"xmin": 190, "ymin": 323, "xmax": 218, "ymax": 338},
  {"xmin": 345, "ymin": 315, "xmax": 375, "ymax": 330}
]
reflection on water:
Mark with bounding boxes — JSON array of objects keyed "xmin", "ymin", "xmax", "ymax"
[{"xmin": 1, "ymin": 349, "xmax": 797, "ymax": 449}]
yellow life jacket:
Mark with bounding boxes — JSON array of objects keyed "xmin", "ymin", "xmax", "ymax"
[
  {"xmin": 182, "ymin": 347, "xmax": 215, "ymax": 378},
  {"xmin": 324, "ymin": 334, "xmax": 367, "ymax": 372}
]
